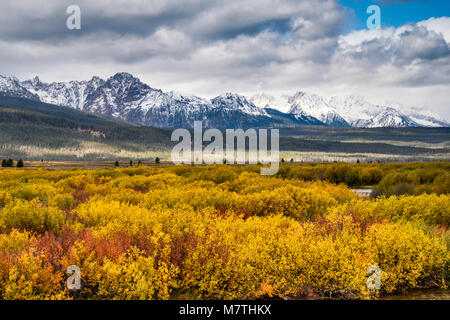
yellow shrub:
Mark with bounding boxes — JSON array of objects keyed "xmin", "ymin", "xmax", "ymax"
[
  {"xmin": 0, "ymin": 199, "xmax": 66, "ymax": 234},
  {"xmin": 365, "ymin": 223, "xmax": 449, "ymax": 293},
  {"xmin": 9, "ymin": 183, "xmax": 58, "ymax": 201},
  {"xmin": 0, "ymin": 191, "xmax": 12, "ymax": 208},
  {"xmin": 0, "ymin": 229, "xmax": 33, "ymax": 254},
  {"xmin": 50, "ymin": 193, "xmax": 75, "ymax": 210},
  {"xmin": 0, "ymin": 164, "xmax": 448, "ymax": 300},
  {"xmin": 375, "ymin": 194, "xmax": 450, "ymax": 226},
  {"xmin": 2, "ymin": 251, "xmax": 67, "ymax": 300},
  {"xmin": 98, "ymin": 247, "xmax": 178, "ymax": 300},
  {"xmin": 56, "ymin": 174, "xmax": 94, "ymax": 191}
]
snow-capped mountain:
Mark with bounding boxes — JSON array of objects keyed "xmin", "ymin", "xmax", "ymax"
[
  {"xmin": 0, "ymin": 72, "xmax": 448, "ymax": 128},
  {"xmin": 22, "ymin": 75, "xmax": 105, "ymax": 112},
  {"xmin": 0, "ymin": 75, "xmax": 39, "ymax": 101},
  {"xmin": 328, "ymin": 95, "xmax": 418, "ymax": 128},
  {"xmin": 384, "ymin": 101, "xmax": 450, "ymax": 128},
  {"xmin": 402, "ymin": 108, "xmax": 450, "ymax": 128},
  {"xmin": 249, "ymin": 93, "xmax": 291, "ymax": 113},
  {"xmin": 252, "ymin": 92, "xmax": 448, "ymax": 128},
  {"xmin": 211, "ymin": 93, "xmax": 268, "ymax": 116},
  {"xmin": 9, "ymin": 73, "xmax": 319, "ymax": 129},
  {"xmin": 22, "ymin": 73, "xmax": 225, "ymax": 128},
  {"xmin": 287, "ymin": 92, "xmax": 350, "ymax": 127}
]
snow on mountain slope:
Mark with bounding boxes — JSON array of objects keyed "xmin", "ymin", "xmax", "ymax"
[
  {"xmin": 0, "ymin": 72, "xmax": 447, "ymax": 128},
  {"xmin": 328, "ymin": 94, "xmax": 376, "ymax": 127},
  {"xmin": 0, "ymin": 75, "xmax": 39, "ymax": 101},
  {"xmin": 403, "ymin": 108, "xmax": 450, "ymax": 127},
  {"xmin": 211, "ymin": 93, "xmax": 268, "ymax": 116},
  {"xmin": 385, "ymin": 101, "xmax": 450, "ymax": 128},
  {"xmin": 22, "ymin": 76, "xmax": 105, "ymax": 111},
  {"xmin": 329, "ymin": 95, "xmax": 418, "ymax": 128},
  {"xmin": 288, "ymin": 92, "xmax": 349, "ymax": 127},
  {"xmin": 253, "ymin": 91, "xmax": 448, "ymax": 128},
  {"xmin": 250, "ymin": 93, "xmax": 291, "ymax": 113},
  {"xmin": 19, "ymin": 73, "xmax": 276, "ymax": 128}
]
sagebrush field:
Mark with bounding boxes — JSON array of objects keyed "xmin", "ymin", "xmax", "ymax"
[{"xmin": 0, "ymin": 163, "xmax": 449, "ymax": 299}]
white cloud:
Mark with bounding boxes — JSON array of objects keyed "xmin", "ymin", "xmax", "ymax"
[
  {"xmin": 418, "ymin": 17, "xmax": 450, "ymax": 42},
  {"xmin": 0, "ymin": 1, "xmax": 449, "ymax": 120}
]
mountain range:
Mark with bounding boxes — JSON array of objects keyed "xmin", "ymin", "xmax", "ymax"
[{"xmin": 0, "ymin": 72, "xmax": 448, "ymax": 129}]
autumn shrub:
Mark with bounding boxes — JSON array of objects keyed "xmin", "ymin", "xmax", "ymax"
[
  {"xmin": 56, "ymin": 174, "xmax": 95, "ymax": 191},
  {"xmin": 0, "ymin": 191, "xmax": 12, "ymax": 208},
  {"xmin": 97, "ymin": 247, "xmax": 178, "ymax": 300},
  {"xmin": 2, "ymin": 250, "xmax": 67, "ymax": 300},
  {"xmin": 9, "ymin": 183, "xmax": 59, "ymax": 201},
  {"xmin": 182, "ymin": 215, "xmax": 369, "ymax": 299},
  {"xmin": 50, "ymin": 193, "xmax": 75, "ymax": 210},
  {"xmin": 0, "ymin": 164, "xmax": 448, "ymax": 300},
  {"xmin": 0, "ymin": 199, "xmax": 66, "ymax": 234},
  {"xmin": 365, "ymin": 223, "xmax": 448, "ymax": 292},
  {"xmin": 375, "ymin": 194, "xmax": 450, "ymax": 226}
]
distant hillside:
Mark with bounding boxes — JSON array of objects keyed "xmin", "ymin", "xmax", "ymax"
[
  {"xmin": 0, "ymin": 95, "xmax": 173, "ymax": 160},
  {"xmin": 279, "ymin": 126, "xmax": 450, "ymax": 144}
]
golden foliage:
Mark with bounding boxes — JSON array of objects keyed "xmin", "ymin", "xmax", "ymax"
[{"xmin": 0, "ymin": 164, "xmax": 448, "ymax": 300}]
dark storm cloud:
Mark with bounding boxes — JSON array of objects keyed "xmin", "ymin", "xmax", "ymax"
[
  {"xmin": 206, "ymin": 18, "xmax": 293, "ymax": 40},
  {"xmin": 0, "ymin": 0, "xmax": 347, "ymax": 66},
  {"xmin": 394, "ymin": 26, "xmax": 450, "ymax": 62},
  {"xmin": 0, "ymin": 0, "xmax": 344, "ymax": 43},
  {"xmin": 338, "ymin": 25, "xmax": 450, "ymax": 67},
  {"xmin": 0, "ymin": 0, "xmax": 208, "ymax": 41}
]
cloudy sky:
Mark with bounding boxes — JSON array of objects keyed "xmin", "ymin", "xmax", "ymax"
[{"xmin": 0, "ymin": 0, "xmax": 449, "ymax": 119}]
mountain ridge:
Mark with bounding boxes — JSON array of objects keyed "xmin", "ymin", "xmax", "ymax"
[{"xmin": 0, "ymin": 73, "xmax": 448, "ymax": 129}]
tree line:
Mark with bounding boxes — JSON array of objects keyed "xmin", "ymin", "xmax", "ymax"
[{"xmin": 1, "ymin": 159, "xmax": 24, "ymax": 168}]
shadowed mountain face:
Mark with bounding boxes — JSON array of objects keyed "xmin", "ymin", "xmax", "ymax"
[{"xmin": 0, "ymin": 73, "xmax": 448, "ymax": 129}]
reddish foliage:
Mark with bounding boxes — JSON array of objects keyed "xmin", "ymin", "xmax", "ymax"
[
  {"xmin": 82, "ymin": 231, "xmax": 132, "ymax": 263},
  {"xmin": 216, "ymin": 205, "xmax": 253, "ymax": 220},
  {"xmin": 169, "ymin": 233, "xmax": 200, "ymax": 268},
  {"xmin": 130, "ymin": 229, "xmax": 157, "ymax": 257},
  {"xmin": 32, "ymin": 226, "xmax": 79, "ymax": 270},
  {"xmin": 72, "ymin": 188, "xmax": 91, "ymax": 207}
]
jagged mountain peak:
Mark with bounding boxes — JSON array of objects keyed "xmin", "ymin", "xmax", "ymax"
[
  {"xmin": 30, "ymin": 76, "xmax": 41, "ymax": 86},
  {"xmin": 89, "ymin": 76, "xmax": 105, "ymax": 86},
  {"xmin": 288, "ymin": 91, "xmax": 324, "ymax": 103},
  {"xmin": 249, "ymin": 93, "xmax": 291, "ymax": 112},
  {"xmin": 110, "ymin": 72, "xmax": 137, "ymax": 80},
  {"xmin": 212, "ymin": 92, "xmax": 250, "ymax": 106},
  {"xmin": 106, "ymin": 72, "xmax": 149, "ymax": 89},
  {"xmin": 211, "ymin": 92, "xmax": 267, "ymax": 116},
  {"xmin": 0, "ymin": 75, "xmax": 39, "ymax": 101},
  {"xmin": 385, "ymin": 101, "xmax": 450, "ymax": 127},
  {"xmin": 0, "ymin": 72, "xmax": 448, "ymax": 129},
  {"xmin": 215, "ymin": 92, "xmax": 248, "ymax": 101},
  {"xmin": 287, "ymin": 91, "xmax": 349, "ymax": 127},
  {"xmin": 327, "ymin": 95, "xmax": 421, "ymax": 127}
]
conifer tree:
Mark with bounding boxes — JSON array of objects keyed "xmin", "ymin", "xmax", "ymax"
[{"xmin": 17, "ymin": 159, "xmax": 24, "ymax": 168}]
